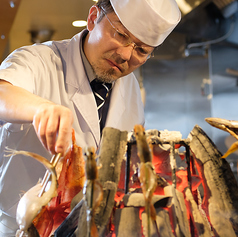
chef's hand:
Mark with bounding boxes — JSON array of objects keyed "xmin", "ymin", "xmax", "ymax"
[{"xmin": 33, "ymin": 102, "xmax": 74, "ymax": 155}]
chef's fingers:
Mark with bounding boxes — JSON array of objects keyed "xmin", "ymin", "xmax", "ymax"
[
  {"xmin": 43, "ymin": 105, "xmax": 72, "ymax": 154},
  {"xmin": 32, "ymin": 103, "xmax": 59, "ymax": 154},
  {"xmin": 33, "ymin": 112, "xmax": 50, "ymax": 152},
  {"xmin": 44, "ymin": 114, "xmax": 58, "ymax": 154},
  {"xmin": 55, "ymin": 110, "xmax": 73, "ymax": 155},
  {"xmin": 32, "ymin": 103, "xmax": 73, "ymax": 154},
  {"xmin": 33, "ymin": 113, "xmax": 40, "ymax": 134}
]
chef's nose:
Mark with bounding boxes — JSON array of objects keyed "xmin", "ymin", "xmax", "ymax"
[{"xmin": 116, "ymin": 44, "xmax": 134, "ymax": 61}]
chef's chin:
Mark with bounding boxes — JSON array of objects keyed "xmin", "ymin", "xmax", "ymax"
[{"xmin": 93, "ymin": 67, "xmax": 120, "ymax": 83}]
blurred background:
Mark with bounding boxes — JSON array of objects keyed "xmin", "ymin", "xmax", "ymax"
[{"xmin": 1, "ymin": 0, "xmax": 238, "ymax": 178}]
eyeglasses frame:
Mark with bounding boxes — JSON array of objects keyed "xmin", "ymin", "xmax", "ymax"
[{"xmin": 100, "ymin": 8, "xmax": 154, "ymax": 61}]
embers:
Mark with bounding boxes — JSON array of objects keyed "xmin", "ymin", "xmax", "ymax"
[{"xmin": 114, "ymin": 126, "xmax": 238, "ymax": 237}]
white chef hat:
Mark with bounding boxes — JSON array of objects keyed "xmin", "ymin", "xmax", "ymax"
[{"xmin": 109, "ymin": 0, "xmax": 181, "ymax": 47}]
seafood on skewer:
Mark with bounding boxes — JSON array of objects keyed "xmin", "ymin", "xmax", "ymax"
[
  {"xmin": 83, "ymin": 147, "xmax": 103, "ymax": 237},
  {"xmin": 205, "ymin": 117, "xmax": 238, "ymax": 158},
  {"xmin": 134, "ymin": 125, "xmax": 157, "ymax": 237},
  {"xmin": 4, "ymin": 148, "xmax": 58, "ymax": 237},
  {"xmin": 33, "ymin": 129, "xmax": 85, "ymax": 237}
]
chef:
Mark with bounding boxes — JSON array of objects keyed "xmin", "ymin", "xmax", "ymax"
[{"xmin": 0, "ymin": 0, "xmax": 181, "ymax": 235}]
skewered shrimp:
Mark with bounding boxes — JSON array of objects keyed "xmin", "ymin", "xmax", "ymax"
[
  {"xmin": 134, "ymin": 125, "xmax": 157, "ymax": 237},
  {"xmin": 83, "ymin": 147, "xmax": 103, "ymax": 237}
]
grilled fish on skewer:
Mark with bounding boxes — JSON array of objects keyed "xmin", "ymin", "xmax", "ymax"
[{"xmin": 205, "ymin": 117, "xmax": 238, "ymax": 158}]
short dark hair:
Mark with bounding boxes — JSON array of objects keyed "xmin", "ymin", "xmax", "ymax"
[{"xmin": 96, "ymin": 0, "xmax": 114, "ymax": 23}]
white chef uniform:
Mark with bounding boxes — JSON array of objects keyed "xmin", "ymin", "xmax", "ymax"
[{"xmin": 0, "ymin": 29, "xmax": 144, "ymax": 235}]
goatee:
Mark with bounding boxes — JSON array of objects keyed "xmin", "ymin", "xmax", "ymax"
[{"xmin": 91, "ymin": 65, "xmax": 117, "ymax": 83}]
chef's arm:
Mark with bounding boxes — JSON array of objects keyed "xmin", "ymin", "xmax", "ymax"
[{"xmin": 0, "ymin": 79, "xmax": 73, "ymax": 155}]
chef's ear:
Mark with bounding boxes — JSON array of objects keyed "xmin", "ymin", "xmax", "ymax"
[{"xmin": 87, "ymin": 5, "xmax": 100, "ymax": 31}]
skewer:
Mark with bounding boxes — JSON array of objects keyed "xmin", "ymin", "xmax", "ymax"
[{"xmin": 38, "ymin": 153, "xmax": 62, "ymax": 197}]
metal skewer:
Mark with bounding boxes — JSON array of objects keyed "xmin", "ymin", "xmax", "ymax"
[{"xmin": 38, "ymin": 153, "xmax": 62, "ymax": 197}]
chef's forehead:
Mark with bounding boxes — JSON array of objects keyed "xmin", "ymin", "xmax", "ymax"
[{"xmin": 109, "ymin": 0, "xmax": 181, "ymax": 47}]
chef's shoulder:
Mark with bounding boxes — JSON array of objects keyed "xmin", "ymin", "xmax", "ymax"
[{"xmin": 1, "ymin": 37, "xmax": 71, "ymax": 67}]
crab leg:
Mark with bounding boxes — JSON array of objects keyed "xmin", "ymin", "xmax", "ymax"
[{"xmin": 134, "ymin": 125, "xmax": 157, "ymax": 237}]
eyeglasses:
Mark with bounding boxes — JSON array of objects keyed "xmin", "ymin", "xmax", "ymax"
[{"xmin": 101, "ymin": 9, "xmax": 154, "ymax": 61}]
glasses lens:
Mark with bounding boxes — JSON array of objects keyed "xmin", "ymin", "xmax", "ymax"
[{"xmin": 113, "ymin": 30, "xmax": 131, "ymax": 46}]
